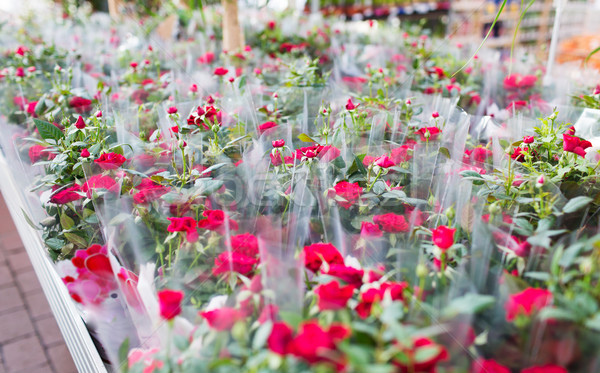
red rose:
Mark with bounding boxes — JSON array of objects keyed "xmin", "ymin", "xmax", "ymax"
[
  {"xmin": 317, "ymin": 145, "xmax": 341, "ymax": 161},
  {"xmin": 272, "ymin": 139, "xmax": 285, "ymax": 148},
  {"xmin": 26, "ymin": 101, "xmax": 38, "ymax": 116},
  {"xmin": 198, "ymin": 52, "xmax": 215, "ymax": 64},
  {"xmin": 157, "ymin": 289, "xmax": 184, "ymax": 320},
  {"xmin": 324, "ymin": 264, "xmax": 364, "ymax": 288},
  {"xmin": 200, "ymin": 307, "xmax": 243, "ymax": 331},
  {"xmin": 132, "ymin": 179, "xmax": 170, "ymax": 204},
  {"xmin": 330, "ymin": 181, "xmax": 362, "ymax": 209},
  {"xmin": 267, "ymin": 321, "xmax": 294, "ymax": 355},
  {"xmin": 471, "ymin": 359, "xmax": 511, "ymax": 373},
  {"xmin": 230, "ymin": 233, "xmax": 259, "ymax": 257},
  {"xmin": 258, "ymin": 121, "xmax": 278, "ymax": 133},
  {"xmin": 167, "ymin": 217, "xmax": 198, "ymax": 242},
  {"xmin": 314, "ymin": 281, "xmax": 354, "ymax": 311},
  {"xmin": 503, "ymin": 74, "xmax": 537, "ymax": 91},
  {"xmin": 355, "ymin": 281, "xmax": 407, "ymax": 318},
  {"xmin": 28, "ymin": 145, "xmax": 51, "ymax": 163},
  {"xmin": 81, "ymin": 175, "xmax": 119, "ymax": 198},
  {"xmin": 510, "ymin": 147, "xmax": 529, "ymax": 162},
  {"xmin": 74, "ymin": 115, "xmax": 86, "ymax": 129},
  {"xmin": 345, "ymin": 98, "xmax": 359, "ymax": 111},
  {"xmin": 214, "ymin": 67, "xmax": 229, "ymax": 76},
  {"xmin": 393, "ymin": 337, "xmax": 449, "ymax": 373},
  {"xmin": 431, "ymin": 225, "xmax": 456, "ymax": 250},
  {"xmin": 416, "ymin": 127, "xmax": 441, "ymax": 141},
  {"xmin": 361, "ymin": 221, "xmax": 383, "ymax": 237},
  {"xmin": 505, "ymin": 287, "xmax": 552, "ymax": 322},
  {"xmin": 69, "ymin": 96, "xmax": 93, "ymax": 114},
  {"xmin": 520, "ymin": 365, "xmax": 567, "ymax": 373},
  {"xmin": 287, "ymin": 321, "xmax": 350, "ymax": 365},
  {"xmin": 50, "ymin": 184, "xmax": 83, "ymax": 204},
  {"xmin": 303, "ymin": 243, "xmax": 344, "ymax": 273},
  {"xmin": 166, "ymin": 106, "xmax": 178, "ymax": 114},
  {"xmin": 523, "ymin": 136, "xmax": 534, "ymax": 144},
  {"xmin": 94, "ymin": 152, "xmax": 127, "ymax": 170},
  {"xmin": 563, "ymin": 134, "xmax": 592, "ymax": 157},
  {"xmin": 464, "ymin": 147, "xmax": 492, "ymax": 164},
  {"xmin": 270, "ymin": 151, "xmax": 284, "ymax": 166},
  {"xmin": 197, "ymin": 209, "xmax": 239, "ymax": 233},
  {"xmin": 81, "ymin": 148, "xmax": 90, "ymax": 158},
  {"xmin": 212, "ymin": 251, "xmax": 258, "ymax": 276},
  {"xmin": 506, "ymin": 100, "xmax": 529, "ymax": 111},
  {"xmin": 117, "ymin": 268, "xmax": 142, "ymax": 311},
  {"xmin": 373, "ymin": 213, "xmax": 410, "ymax": 233}
]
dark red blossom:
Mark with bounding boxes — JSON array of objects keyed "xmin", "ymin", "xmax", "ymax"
[{"xmin": 303, "ymin": 243, "xmax": 344, "ymax": 273}]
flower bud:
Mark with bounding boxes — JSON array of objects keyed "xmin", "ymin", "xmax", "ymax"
[
  {"xmin": 536, "ymin": 174, "xmax": 545, "ymax": 188},
  {"xmin": 416, "ymin": 263, "xmax": 428, "ymax": 278},
  {"xmin": 580, "ymin": 257, "xmax": 593, "ymax": 275}
]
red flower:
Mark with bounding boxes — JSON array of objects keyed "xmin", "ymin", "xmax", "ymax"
[
  {"xmin": 212, "ymin": 251, "xmax": 258, "ymax": 276},
  {"xmin": 345, "ymin": 98, "xmax": 359, "ymax": 111},
  {"xmin": 167, "ymin": 106, "xmax": 178, "ymax": 114},
  {"xmin": 214, "ymin": 67, "xmax": 229, "ymax": 76},
  {"xmin": 258, "ymin": 304, "xmax": 279, "ymax": 324},
  {"xmin": 520, "ymin": 365, "xmax": 567, "ymax": 373},
  {"xmin": 258, "ymin": 121, "xmax": 278, "ymax": 133},
  {"xmin": 94, "ymin": 152, "xmax": 127, "ymax": 170},
  {"xmin": 157, "ymin": 289, "xmax": 184, "ymax": 320},
  {"xmin": 360, "ymin": 221, "xmax": 383, "ymax": 237},
  {"xmin": 464, "ymin": 147, "xmax": 492, "ymax": 164},
  {"xmin": 416, "ymin": 127, "xmax": 441, "ymax": 141},
  {"xmin": 355, "ymin": 281, "xmax": 407, "ymax": 318},
  {"xmin": 324, "ymin": 264, "xmax": 364, "ymax": 289},
  {"xmin": 511, "ymin": 147, "xmax": 529, "ymax": 162},
  {"xmin": 373, "ymin": 213, "xmax": 410, "ymax": 233},
  {"xmin": 50, "ymin": 185, "xmax": 83, "ymax": 204},
  {"xmin": 167, "ymin": 217, "xmax": 198, "ymax": 242},
  {"xmin": 391, "ymin": 145, "xmax": 413, "ymax": 163},
  {"xmin": 374, "ymin": 155, "xmax": 395, "ymax": 168},
  {"xmin": 314, "ymin": 281, "xmax": 354, "ymax": 311},
  {"xmin": 197, "ymin": 209, "xmax": 239, "ymax": 233},
  {"xmin": 294, "ymin": 145, "xmax": 341, "ymax": 162},
  {"xmin": 431, "ymin": 225, "xmax": 456, "ymax": 250},
  {"xmin": 287, "ymin": 321, "xmax": 350, "ymax": 365},
  {"xmin": 74, "ymin": 115, "xmax": 86, "ymax": 129},
  {"xmin": 471, "ymin": 359, "xmax": 511, "ymax": 373},
  {"xmin": 267, "ymin": 321, "xmax": 294, "ymax": 355},
  {"xmin": 393, "ymin": 337, "xmax": 449, "ymax": 373},
  {"xmin": 198, "ymin": 52, "xmax": 216, "ymax": 64},
  {"xmin": 505, "ymin": 287, "xmax": 552, "ymax": 321},
  {"xmin": 303, "ymin": 243, "xmax": 344, "ymax": 273},
  {"xmin": 69, "ymin": 96, "xmax": 93, "ymax": 114},
  {"xmin": 132, "ymin": 179, "xmax": 170, "ymax": 204},
  {"xmin": 506, "ymin": 100, "xmax": 529, "ymax": 111},
  {"xmin": 26, "ymin": 101, "xmax": 38, "ymax": 116},
  {"xmin": 15, "ymin": 67, "xmax": 25, "ymax": 77},
  {"xmin": 272, "ymin": 139, "xmax": 285, "ymax": 148},
  {"xmin": 28, "ymin": 145, "xmax": 52, "ymax": 163},
  {"xmin": 117, "ymin": 268, "xmax": 142, "ymax": 311},
  {"xmin": 81, "ymin": 175, "xmax": 119, "ymax": 198},
  {"xmin": 267, "ymin": 20, "xmax": 276, "ymax": 30},
  {"xmin": 523, "ymin": 136, "xmax": 534, "ymax": 144},
  {"xmin": 230, "ymin": 233, "xmax": 259, "ymax": 257},
  {"xmin": 200, "ymin": 307, "xmax": 243, "ymax": 331},
  {"xmin": 270, "ymin": 151, "xmax": 284, "ymax": 166},
  {"xmin": 563, "ymin": 134, "xmax": 592, "ymax": 157},
  {"xmin": 81, "ymin": 148, "xmax": 90, "ymax": 158},
  {"xmin": 330, "ymin": 181, "xmax": 362, "ymax": 209}
]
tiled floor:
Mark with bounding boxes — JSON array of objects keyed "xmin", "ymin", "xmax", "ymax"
[{"xmin": 0, "ymin": 194, "xmax": 77, "ymax": 373}]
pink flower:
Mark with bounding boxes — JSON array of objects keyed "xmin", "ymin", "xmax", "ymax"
[
  {"xmin": 81, "ymin": 148, "xmax": 90, "ymax": 158},
  {"xmin": 15, "ymin": 67, "xmax": 25, "ymax": 77},
  {"xmin": 374, "ymin": 155, "xmax": 395, "ymax": 168},
  {"xmin": 94, "ymin": 152, "xmax": 127, "ymax": 170},
  {"xmin": 272, "ymin": 139, "xmax": 285, "ymax": 148},
  {"xmin": 74, "ymin": 115, "xmax": 86, "ymax": 129},
  {"xmin": 431, "ymin": 225, "xmax": 456, "ymax": 250},
  {"xmin": 157, "ymin": 289, "xmax": 184, "ymax": 320},
  {"xmin": 563, "ymin": 134, "xmax": 592, "ymax": 157},
  {"xmin": 345, "ymin": 98, "xmax": 359, "ymax": 111},
  {"xmin": 198, "ymin": 52, "xmax": 216, "ymax": 64},
  {"xmin": 303, "ymin": 243, "xmax": 344, "ymax": 273},
  {"xmin": 128, "ymin": 348, "xmax": 163, "ymax": 372},
  {"xmin": 360, "ymin": 221, "xmax": 383, "ymax": 237},
  {"xmin": 130, "ymin": 62, "xmax": 138, "ymax": 69},
  {"xmin": 167, "ymin": 106, "xmax": 178, "ymax": 114},
  {"xmin": 416, "ymin": 127, "xmax": 441, "ymax": 141},
  {"xmin": 330, "ymin": 181, "xmax": 362, "ymax": 209},
  {"xmin": 431, "ymin": 111, "xmax": 440, "ymax": 118},
  {"xmin": 200, "ymin": 307, "xmax": 243, "ymax": 331},
  {"xmin": 167, "ymin": 217, "xmax": 198, "ymax": 242},
  {"xmin": 505, "ymin": 287, "xmax": 552, "ymax": 321},
  {"xmin": 214, "ymin": 67, "xmax": 229, "ymax": 76},
  {"xmin": 503, "ymin": 74, "xmax": 537, "ymax": 91},
  {"xmin": 523, "ymin": 136, "xmax": 534, "ymax": 144}
]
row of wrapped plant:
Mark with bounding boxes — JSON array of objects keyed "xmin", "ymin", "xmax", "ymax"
[{"xmin": 1, "ymin": 5, "xmax": 600, "ymax": 373}]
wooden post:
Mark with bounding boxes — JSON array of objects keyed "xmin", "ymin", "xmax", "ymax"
[
  {"xmin": 222, "ymin": 0, "xmax": 244, "ymax": 52},
  {"xmin": 107, "ymin": 0, "xmax": 122, "ymax": 19}
]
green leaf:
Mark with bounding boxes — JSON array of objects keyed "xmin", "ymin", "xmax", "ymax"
[
  {"xmin": 279, "ymin": 311, "xmax": 303, "ymax": 328},
  {"xmin": 118, "ymin": 337, "xmax": 130, "ymax": 371},
  {"xmin": 33, "ymin": 118, "xmax": 64, "ymax": 141},
  {"xmin": 585, "ymin": 313, "xmax": 600, "ymax": 331},
  {"xmin": 443, "ymin": 293, "xmax": 495, "ymax": 317},
  {"xmin": 63, "ymin": 232, "xmax": 88, "ymax": 248},
  {"xmin": 585, "ymin": 46, "xmax": 600, "ymax": 66},
  {"xmin": 538, "ymin": 307, "xmax": 577, "ymax": 322},
  {"xmin": 562, "ymin": 196, "xmax": 592, "ymax": 213},
  {"xmin": 438, "ymin": 147, "xmax": 450, "ymax": 159},
  {"xmin": 460, "ymin": 170, "xmax": 484, "ymax": 179},
  {"xmin": 524, "ymin": 271, "xmax": 551, "ymax": 282},
  {"xmin": 252, "ymin": 321, "xmax": 272, "ymax": 350},
  {"xmin": 21, "ymin": 208, "xmax": 40, "ymax": 229},
  {"xmin": 45, "ymin": 237, "xmax": 65, "ymax": 250},
  {"xmin": 60, "ymin": 214, "xmax": 75, "ymax": 230},
  {"xmin": 298, "ymin": 133, "xmax": 317, "ymax": 143}
]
